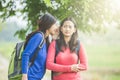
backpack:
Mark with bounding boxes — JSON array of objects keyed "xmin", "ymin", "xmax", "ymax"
[
  {"xmin": 8, "ymin": 31, "xmax": 44, "ymax": 80},
  {"xmin": 51, "ymin": 40, "xmax": 80, "ymax": 80}
]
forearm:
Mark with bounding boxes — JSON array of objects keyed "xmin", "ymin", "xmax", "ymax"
[
  {"xmin": 22, "ymin": 54, "xmax": 29, "ymax": 74},
  {"xmin": 46, "ymin": 61, "xmax": 71, "ymax": 72}
]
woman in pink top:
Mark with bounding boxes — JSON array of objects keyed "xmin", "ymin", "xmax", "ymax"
[{"xmin": 46, "ymin": 17, "xmax": 88, "ymax": 80}]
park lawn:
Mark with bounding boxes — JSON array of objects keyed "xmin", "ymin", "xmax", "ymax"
[
  {"xmin": 85, "ymin": 43, "xmax": 120, "ymax": 68},
  {"xmin": 110, "ymin": 75, "xmax": 120, "ymax": 80},
  {"xmin": 84, "ymin": 43, "xmax": 120, "ymax": 80},
  {"xmin": 0, "ymin": 42, "xmax": 120, "ymax": 80},
  {"xmin": 0, "ymin": 42, "xmax": 120, "ymax": 68},
  {"xmin": 0, "ymin": 41, "xmax": 16, "ymax": 58}
]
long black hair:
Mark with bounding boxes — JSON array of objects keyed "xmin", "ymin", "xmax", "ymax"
[
  {"xmin": 57, "ymin": 17, "xmax": 78, "ymax": 53},
  {"xmin": 24, "ymin": 13, "xmax": 57, "ymax": 48}
]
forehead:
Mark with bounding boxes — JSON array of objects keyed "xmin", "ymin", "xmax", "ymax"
[{"xmin": 63, "ymin": 20, "xmax": 74, "ymax": 26}]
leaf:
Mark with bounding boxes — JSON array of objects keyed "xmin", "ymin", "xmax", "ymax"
[
  {"xmin": 43, "ymin": 0, "xmax": 52, "ymax": 7},
  {"xmin": 0, "ymin": 1, "xmax": 3, "ymax": 11},
  {"xmin": 60, "ymin": 0, "xmax": 69, "ymax": 5},
  {"xmin": 14, "ymin": 29, "xmax": 27, "ymax": 40}
]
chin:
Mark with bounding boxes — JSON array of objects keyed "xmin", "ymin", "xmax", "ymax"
[{"xmin": 64, "ymin": 35, "xmax": 71, "ymax": 37}]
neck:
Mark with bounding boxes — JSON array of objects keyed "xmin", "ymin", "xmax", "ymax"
[{"xmin": 64, "ymin": 36, "xmax": 71, "ymax": 44}]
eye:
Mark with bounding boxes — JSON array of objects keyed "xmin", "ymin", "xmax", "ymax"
[
  {"xmin": 65, "ymin": 25, "xmax": 67, "ymax": 27},
  {"xmin": 69, "ymin": 26, "xmax": 72, "ymax": 28},
  {"xmin": 63, "ymin": 25, "xmax": 67, "ymax": 28}
]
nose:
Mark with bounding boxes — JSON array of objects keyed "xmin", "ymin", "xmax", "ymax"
[{"xmin": 66, "ymin": 27, "xmax": 70, "ymax": 31}]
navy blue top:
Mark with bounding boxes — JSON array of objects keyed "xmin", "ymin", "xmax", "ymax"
[{"xmin": 22, "ymin": 33, "xmax": 47, "ymax": 80}]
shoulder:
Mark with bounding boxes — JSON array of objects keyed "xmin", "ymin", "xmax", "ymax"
[
  {"xmin": 33, "ymin": 32, "xmax": 44, "ymax": 38},
  {"xmin": 32, "ymin": 32, "xmax": 44, "ymax": 40},
  {"xmin": 49, "ymin": 40, "xmax": 56, "ymax": 48},
  {"xmin": 77, "ymin": 40, "xmax": 84, "ymax": 49},
  {"xmin": 51, "ymin": 40, "xmax": 56, "ymax": 45},
  {"xmin": 79, "ymin": 42, "xmax": 85, "ymax": 51},
  {"xmin": 78, "ymin": 40, "xmax": 84, "ymax": 46},
  {"xmin": 28, "ymin": 32, "xmax": 44, "ymax": 43},
  {"xmin": 79, "ymin": 42, "xmax": 84, "ymax": 47}
]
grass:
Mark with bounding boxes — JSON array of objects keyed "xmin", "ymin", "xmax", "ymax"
[
  {"xmin": 85, "ymin": 43, "xmax": 120, "ymax": 68},
  {"xmin": 84, "ymin": 43, "xmax": 120, "ymax": 80},
  {"xmin": 0, "ymin": 41, "xmax": 16, "ymax": 58},
  {"xmin": 110, "ymin": 75, "xmax": 120, "ymax": 80},
  {"xmin": 0, "ymin": 42, "xmax": 120, "ymax": 80},
  {"xmin": 1, "ymin": 42, "xmax": 120, "ymax": 68}
]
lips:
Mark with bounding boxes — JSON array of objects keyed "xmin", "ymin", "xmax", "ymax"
[{"xmin": 65, "ymin": 32, "xmax": 70, "ymax": 34}]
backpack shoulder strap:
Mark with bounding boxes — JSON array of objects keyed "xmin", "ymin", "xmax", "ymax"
[
  {"xmin": 76, "ymin": 40, "xmax": 80, "ymax": 63},
  {"xmin": 16, "ymin": 42, "xmax": 25, "ymax": 60},
  {"xmin": 76, "ymin": 40, "xmax": 80, "ymax": 56},
  {"xmin": 51, "ymin": 40, "xmax": 59, "ymax": 80},
  {"xmin": 55, "ymin": 40, "xmax": 59, "ymax": 58},
  {"xmin": 29, "ymin": 31, "xmax": 44, "ymax": 67}
]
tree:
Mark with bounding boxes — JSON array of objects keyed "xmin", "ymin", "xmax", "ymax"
[
  {"xmin": 0, "ymin": 0, "xmax": 73, "ymax": 39},
  {"xmin": 69, "ymin": 0, "xmax": 120, "ymax": 33},
  {"xmin": 0, "ymin": 0, "xmax": 120, "ymax": 39}
]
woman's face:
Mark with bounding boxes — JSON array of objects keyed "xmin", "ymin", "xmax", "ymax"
[
  {"xmin": 48, "ymin": 23, "xmax": 59, "ymax": 38},
  {"xmin": 61, "ymin": 20, "xmax": 76, "ymax": 37}
]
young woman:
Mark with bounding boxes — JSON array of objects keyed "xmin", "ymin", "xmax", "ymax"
[
  {"xmin": 46, "ymin": 17, "xmax": 88, "ymax": 80},
  {"xmin": 22, "ymin": 13, "xmax": 58, "ymax": 80}
]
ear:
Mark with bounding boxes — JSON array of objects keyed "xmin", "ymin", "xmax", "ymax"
[{"xmin": 46, "ymin": 29, "xmax": 49, "ymax": 36}]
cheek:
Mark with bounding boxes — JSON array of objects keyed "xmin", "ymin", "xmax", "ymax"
[
  {"xmin": 49, "ymin": 29, "xmax": 56, "ymax": 35},
  {"xmin": 72, "ymin": 29, "xmax": 75, "ymax": 33},
  {"xmin": 70, "ymin": 28, "xmax": 76, "ymax": 33},
  {"xmin": 60, "ymin": 28, "xmax": 64, "ymax": 33}
]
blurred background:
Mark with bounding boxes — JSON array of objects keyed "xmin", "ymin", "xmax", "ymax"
[{"xmin": 0, "ymin": 0, "xmax": 120, "ymax": 80}]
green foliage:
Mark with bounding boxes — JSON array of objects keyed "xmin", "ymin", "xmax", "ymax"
[
  {"xmin": 0, "ymin": 0, "xmax": 73, "ymax": 39},
  {"xmin": 44, "ymin": 0, "xmax": 52, "ymax": 7},
  {"xmin": 14, "ymin": 29, "xmax": 27, "ymax": 40},
  {"xmin": 0, "ymin": 22, "xmax": 3, "ymax": 31},
  {"xmin": 0, "ymin": 0, "xmax": 120, "ymax": 39}
]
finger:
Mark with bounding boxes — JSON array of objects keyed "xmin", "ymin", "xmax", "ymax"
[{"xmin": 75, "ymin": 69, "xmax": 80, "ymax": 72}]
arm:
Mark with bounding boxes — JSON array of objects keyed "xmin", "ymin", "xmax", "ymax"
[
  {"xmin": 78, "ymin": 43, "xmax": 88, "ymax": 71},
  {"xmin": 46, "ymin": 41, "xmax": 71, "ymax": 72},
  {"xmin": 22, "ymin": 33, "xmax": 43, "ymax": 74}
]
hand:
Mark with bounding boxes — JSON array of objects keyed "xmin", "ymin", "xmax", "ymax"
[
  {"xmin": 22, "ymin": 74, "xmax": 28, "ymax": 80},
  {"xmin": 71, "ymin": 64, "xmax": 80, "ymax": 72}
]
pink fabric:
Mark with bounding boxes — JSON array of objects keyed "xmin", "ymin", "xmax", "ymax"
[{"xmin": 46, "ymin": 40, "xmax": 88, "ymax": 80}]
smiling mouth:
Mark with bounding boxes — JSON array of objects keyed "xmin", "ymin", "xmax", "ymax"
[{"xmin": 65, "ymin": 32, "xmax": 70, "ymax": 34}]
